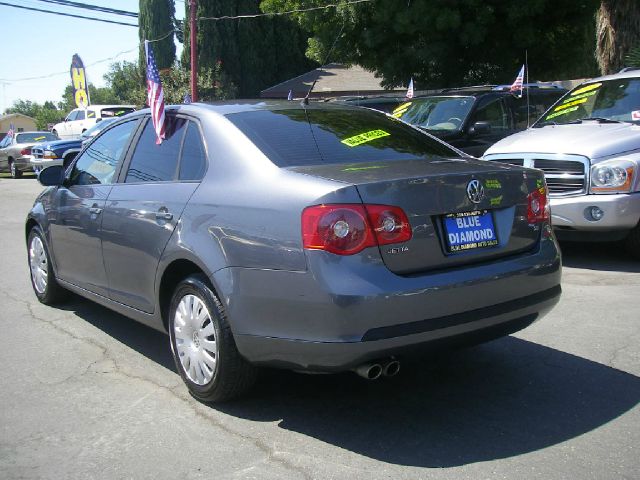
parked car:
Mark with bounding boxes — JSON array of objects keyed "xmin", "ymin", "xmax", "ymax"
[
  {"xmin": 31, "ymin": 118, "xmax": 119, "ymax": 174},
  {"xmin": 51, "ymin": 105, "xmax": 135, "ymax": 139},
  {"xmin": 0, "ymin": 131, "xmax": 58, "ymax": 178},
  {"xmin": 483, "ymin": 69, "xmax": 640, "ymax": 258},
  {"xmin": 27, "ymin": 102, "xmax": 561, "ymax": 402},
  {"xmin": 394, "ymin": 85, "xmax": 566, "ymax": 157}
]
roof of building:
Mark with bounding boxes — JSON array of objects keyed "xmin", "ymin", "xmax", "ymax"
[
  {"xmin": 260, "ymin": 63, "xmax": 405, "ymax": 99},
  {"xmin": 0, "ymin": 113, "xmax": 36, "ymax": 122}
]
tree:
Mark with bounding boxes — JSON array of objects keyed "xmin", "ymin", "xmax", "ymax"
[
  {"xmin": 104, "ymin": 61, "xmax": 146, "ymax": 104},
  {"xmin": 5, "ymin": 99, "xmax": 64, "ymax": 130},
  {"xmin": 595, "ymin": 0, "xmax": 640, "ymax": 74},
  {"xmin": 139, "ymin": 0, "xmax": 176, "ymax": 70},
  {"xmin": 182, "ymin": 0, "xmax": 315, "ymax": 97},
  {"xmin": 261, "ymin": 0, "xmax": 599, "ymax": 89}
]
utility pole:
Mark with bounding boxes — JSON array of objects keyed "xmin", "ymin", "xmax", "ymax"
[{"xmin": 190, "ymin": 0, "xmax": 198, "ymax": 102}]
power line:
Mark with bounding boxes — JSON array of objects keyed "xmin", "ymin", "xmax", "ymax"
[
  {"xmin": 32, "ymin": 0, "xmax": 138, "ymax": 18},
  {"xmin": 198, "ymin": 0, "xmax": 374, "ymax": 21},
  {"xmin": 0, "ymin": 1, "xmax": 138, "ymax": 27}
]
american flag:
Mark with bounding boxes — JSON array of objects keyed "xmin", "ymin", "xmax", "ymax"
[
  {"xmin": 406, "ymin": 78, "xmax": 414, "ymax": 99},
  {"xmin": 510, "ymin": 65, "xmax": 525, "ymax": 98},
  {"xmin": 6, "ymin": 122, "xmax": 15, "ymax": 138},
  {"xmin": 145, "ymin": 41, "xmax": 166, "ymax": 145}
]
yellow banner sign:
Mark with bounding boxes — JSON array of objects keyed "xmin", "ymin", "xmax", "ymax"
[{"xmin": 70, "ymin": 54, "xmax": 90, "ymax": 108}]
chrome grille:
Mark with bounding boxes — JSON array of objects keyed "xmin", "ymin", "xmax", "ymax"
[
  {"xmin": 31, "ymin": 147, "xmax": 44, "ymax": 159},
  {"xmin": 483, "ymin": 153, "xmax": 590, "ymax": 197}
]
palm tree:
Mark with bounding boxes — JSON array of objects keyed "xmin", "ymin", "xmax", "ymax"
[{"xmin": 595, "ymin": 0, "xmax": 640, "ymax": 74}]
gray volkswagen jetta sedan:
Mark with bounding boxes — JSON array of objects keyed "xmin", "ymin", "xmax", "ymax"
[{"xmin": 26, "ymin": 101, "xmax": 561, "ymax": 402}]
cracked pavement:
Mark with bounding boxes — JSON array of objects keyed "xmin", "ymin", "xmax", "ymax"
[{"xmin": 0, "ymin": 176, "xmax": 638, "ymax": 480}]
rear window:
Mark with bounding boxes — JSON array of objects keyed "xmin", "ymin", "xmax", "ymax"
[
  {"xmin": 226, "ymin": 108, "xmax": 459, "ymax": 167},
  {"xmin": 15, "ymin": 132, "xmax": 58, "ymax": 143},
  {"xmin": 101, "ymin": 107, "xmax": 135, "ymax": 118}
]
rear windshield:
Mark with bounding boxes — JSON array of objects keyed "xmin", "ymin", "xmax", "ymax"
[
  {"xmin": 101, "ymin": 107, "xmax": 135, "ymax": 118},
  {"xmin": 226, "ymin": 108, "xmax": 459, "ymax": 167},
  {"xmin": 16, "ymin": 132, "xmax": 58, "ymax": 143}
]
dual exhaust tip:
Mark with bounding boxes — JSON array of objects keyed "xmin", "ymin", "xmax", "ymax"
[{"xmin": 354, "ymin": 359, "xmax": 400, "ymax": 380}]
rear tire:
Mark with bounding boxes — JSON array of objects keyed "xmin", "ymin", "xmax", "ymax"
[
  {"xmin": 168, "ymin": 274, "xmax": 257, "ymax": 403},
  {"xmin": 625, "ymin": 222, "xmax": 640, "ymax": 260},
  {"xmin": 28, "ymin": 226, "xmax": 68, "ymax": 304}
]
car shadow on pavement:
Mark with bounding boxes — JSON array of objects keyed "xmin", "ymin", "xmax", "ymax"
[
  {"xmin": 559, "ymin": 240, "xmax": 640, "ymax": 272},
  {"xmin": 60, "ymin": 296, "xmax": 640, "ymax": 468},
  {"xmin": 219, "ymin": 338, "xmax": 640, "ymax": 468}
]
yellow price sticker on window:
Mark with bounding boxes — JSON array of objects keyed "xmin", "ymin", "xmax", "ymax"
[
  {"xmin": 341, "ymin": 129, "xmax": 391, "ymax": 147},
  {"xmin": 34, "ymin": 136, "xmax": 46, "ymax": 141}
]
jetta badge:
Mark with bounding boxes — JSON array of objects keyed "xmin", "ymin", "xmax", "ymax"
[{"xmin": 466, "ymin": 179, "xmax": 485, "ymax": 204}]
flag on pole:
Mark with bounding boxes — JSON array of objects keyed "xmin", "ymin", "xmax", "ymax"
[
  {"xmin": 287, "ymin": 89, "xmax": 293, "ymax": 101},
  {"xmin": 406, "ymin": 78, "xmax": 414, "ymax": 99},
  {"xmin": 510, "ymin": 65, "xmax": 525, "ymax": 98},
  {"xmin": 145, "ymin": 40, "xmax": 166, "ymax": 145},
  {"xmin": 6, "ymin": 122, "xmax": 15, "ymax": 138},
  {"xmin": 183, "ymin": 93, "xmax": 192, "ymax": 104}
]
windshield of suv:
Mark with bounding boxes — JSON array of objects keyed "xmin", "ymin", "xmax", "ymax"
[
  {"xmin": 15, "ymin": 132, "xmax": 58, "ymax": 144},
  {"xmin": 536, "ymin": 78, "xmax": 640, "ymax": 126},
  {"xmin": 394, "ymin": 96, "xmax": 475, "ymax": 131}
]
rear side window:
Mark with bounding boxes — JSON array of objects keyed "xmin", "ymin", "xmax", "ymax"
[
  {"xmin": 101, "ymin": 107, "xmax": 135, "ymax": 118},
  {"xmin": 125, "ymin": 117, "xmax": 187, "ymax": 183},
  {"xmin": 76, "ymin": 110, "xmax": 86, "ymax": 121},
  {"xmin": 179, "ymin": 122, "xmax": 207, "ymax": 181},
  {"xmin": 69, "ymin": 120, "xmax": 137, "ymax": 185},
  {"xmin": 227, "ymin": 108, "xmax": 459, "ymax": 167}
]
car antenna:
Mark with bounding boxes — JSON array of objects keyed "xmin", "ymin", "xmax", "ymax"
[{"xmin": 302, "ymin": 22, "xmax": 346, "ymax": 107}]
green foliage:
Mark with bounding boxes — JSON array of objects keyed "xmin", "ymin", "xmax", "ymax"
[
  {"xmin": 261, "ymin": 0, "xmax": 599, "ymax": 89},
  {"xmin": 626, "ymin": 46, "xmax": 640, "ymax": 67},
  {"xmin": 182, "ymin": 0, "xmax": 316, "ymax": 97},
  {"xmin": 104, "ymin": 61, "xmax": 146, "ymax": 104},
  {"xmin": 160, "ymin": 62, "xmax": 239, "ymax": 103},
  {"xmin": 139, "ymin": 0, "xmax": 176, "ymax": 70}
]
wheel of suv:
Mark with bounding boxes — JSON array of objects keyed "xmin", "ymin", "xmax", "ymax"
[
  {"xmin": 625, "ymin": 221, "xmax": 640, "ymax": 260},
  {"xmin": 28, "ymin": 226, "xmax": 67, "ymax": 304},
  {"xmin": 9, "ymin": 159, "xmax": 22, "ymax": 179},
  {"xmin": 168, "ymin": 274, "xmax": 257, "ymax": 402}
]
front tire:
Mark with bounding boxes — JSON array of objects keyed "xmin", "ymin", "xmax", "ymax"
[
  {"xmin": 625, "ymin": 221, "xmax": 640, "ymax": 260},
  {"xmin": 168, "ymin": 274, "xmax": 257, "ymax": 402},
  {"xmin": 28, "ymin": 226, "xmax": 67, "ymax": 304}
]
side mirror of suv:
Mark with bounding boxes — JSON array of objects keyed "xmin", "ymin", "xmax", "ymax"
[{"xmin": 468, "ymin": 121, "xmax": 492, "ymax": 136}]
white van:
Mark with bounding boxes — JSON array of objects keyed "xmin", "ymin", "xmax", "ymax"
[
  {"xmin": 52, "ymin": 105, "xmax": 135, "ymax": 139},
  {"xmin": 483, "ymin": 69, "xmax": 640, "ymax": 258}
]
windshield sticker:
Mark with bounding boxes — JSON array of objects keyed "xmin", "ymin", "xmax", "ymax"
[
  {"xmin": 559, "ymin": 90, "xmax": 597, "ymax": 105},
  {"xmin": 33, "ymin": 136, "xmax": 46, "ymax": 141},
  {"xmin": 545, "ymin": 105, "xmax": 580, "ymax": 120},
  {"xmin": 553, "ymin": 97, "xmax": 588, "ymax": 112},
  {"xmin": 490, "ymin": 195, "xmax": 503, "ymax": 207},
  {"xmin": 341, "ymin": 129, "xmax": 391, "ymax": 147},
  {"xmin": 87, "ymin": 111, "xmax": 96, "ymax": 118},
  {"xmin": 342, "ymin": 165, "xmax": 389, "ymax": 172},
  {"xmin": 391, "ymin": 102, "xmax": 412, "ymax": 118},
  {"xmin": 485, "ymin": 179, "xmax": 502, "ymax": 189},
  {"xmin": 632, "ymin": 111, "xmax": 640, "ymax": 121},
  {"xmin": 570, "ymin": 83, "xmax": 602, "ymax": 96}
]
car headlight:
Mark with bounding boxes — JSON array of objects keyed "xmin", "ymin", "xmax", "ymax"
[
  {"xmin": 42, "ymin": 151, "xmax": 58, "ymax": 159},
  {"xmin": 591, "ymin": 160, "xmax": 635, "ymax": 193}
]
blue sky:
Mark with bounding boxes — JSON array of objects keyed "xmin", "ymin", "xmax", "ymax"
[{"xmin": 0, "ymin": 1, "xmax": 185, "ymax": 113}]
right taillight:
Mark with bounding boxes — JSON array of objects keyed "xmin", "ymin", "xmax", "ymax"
[
  {"xmin": 302, "ymin": 203, "xmax": 412, "ymax": 255},
  {"xmin": 527, "ymin": 184, "xmax": 550, "ymax": 224}
]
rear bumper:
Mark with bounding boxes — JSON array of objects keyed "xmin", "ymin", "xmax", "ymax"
[
  {"xmin": 220, "ymin": 236, "xmax": 562, "ymax": 371},
  {"xmin": 15, "ymin": 155, "xmax": 33, "ymax": 172}
]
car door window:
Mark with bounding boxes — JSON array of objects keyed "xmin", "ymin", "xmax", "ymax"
[
  {"xmin": 125, "ymin": 116, "xmax": 187, "ymax": 183},
  {"xmin": 471, "ymin": 98, "xmax": 510, "ymax": 131},
  {"xmin": 66, "ymin": 111, "xmax": 78, "ymax": 122},
  {"xmin": 179, "ymin": 121, "xmax": 207, "ymax": 181},
  {"xmin": 69, "ymin": 120, "xmax": 137, "ymax": 186},
  {"xmin": 87, "ymin": 110, "xmax": 96, "ymax": 119}
]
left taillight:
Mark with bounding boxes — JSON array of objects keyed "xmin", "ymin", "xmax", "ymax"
[
  {"xmin": 527, "ymin": 184, "xmax": 550, "ymax": 224},
  {"xmin": 302, "ymin": 204, "xmax": 412, "ymax": 256},
  {"xmin": 20, "ymin": 147, "xmax": 32, "ymax": 156}
]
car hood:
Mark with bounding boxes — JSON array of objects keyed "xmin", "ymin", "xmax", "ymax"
[
  {"xmin": 35, "ymin": 139, "xmax": 81, "ymax": 150},
  {"xmin": 484, "ymin": 123, "xmax": 640, "ymax": 160}
]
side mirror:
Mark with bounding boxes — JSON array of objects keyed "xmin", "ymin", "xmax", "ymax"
[
  {"xmin": 468, "ymin": 121, "xmax": 492, "ymax": 136},
  {"xmin": 38, "ymin": 165, "xmax": 64, "ymax": 187}
]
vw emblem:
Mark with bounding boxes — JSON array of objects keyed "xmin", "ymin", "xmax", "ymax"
[{"xmin": 466, "ymin": 179, "xmax": 485, "ymax": 204}]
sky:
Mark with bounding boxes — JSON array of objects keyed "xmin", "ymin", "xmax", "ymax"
[{"xmin": 0, "ymin": 0, "xmax": 185, "ymax": 114}]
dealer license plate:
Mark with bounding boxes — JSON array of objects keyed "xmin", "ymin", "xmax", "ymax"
[{"xmin": 443, "ymin": 210, "xmax": 499, "ymax": 253}]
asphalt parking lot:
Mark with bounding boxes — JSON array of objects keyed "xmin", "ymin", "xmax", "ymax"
[{"xmin": 0, "ymin": 175, "xmax": 638, "ymax": 480}]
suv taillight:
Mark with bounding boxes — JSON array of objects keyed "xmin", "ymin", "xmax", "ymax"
[
  {"xmin": 20, "ymin": 147, "xmax": 32, "ymax": 156},
  {"xmin": 302, "ymin": 204, "xmax": 412, "ymax": 255},
  {"xmin": 527, "ymin": 185, "xmax": 550, "ymax": 224}
]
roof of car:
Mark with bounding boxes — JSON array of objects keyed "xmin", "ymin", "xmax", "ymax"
[
  {"xmin": 161, "ymin": 100, "xmax": 373, "ymax": 117},
  {"xmin": 585, "ymin": 68, "xmax": 640, "ymax": 83}
]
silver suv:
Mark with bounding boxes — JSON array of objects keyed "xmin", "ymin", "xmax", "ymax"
[{"xmin": 483, "ymin": 69, "xmax": 640, "ymax": 258}]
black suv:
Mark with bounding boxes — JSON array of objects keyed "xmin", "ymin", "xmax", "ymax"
[{"xmin": 394, "ymin": 85, "xmax": 566, "ymax": 157}]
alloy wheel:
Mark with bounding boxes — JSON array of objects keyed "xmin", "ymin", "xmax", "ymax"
[{"xmin": 29, "ymin": 235, "xmax": 48, "ymax": 294}]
